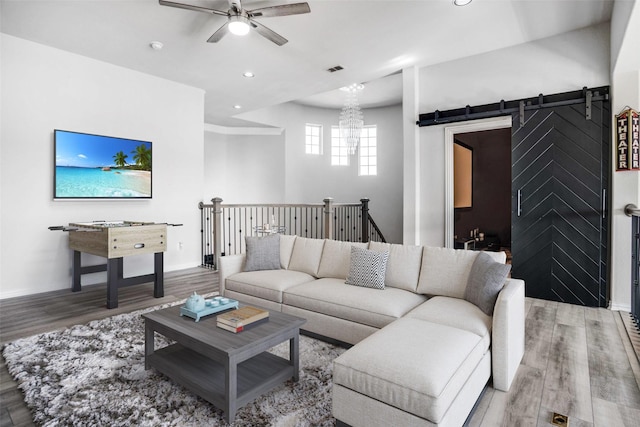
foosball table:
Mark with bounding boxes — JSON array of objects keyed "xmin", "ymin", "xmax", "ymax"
[{"xmin": 50, "ymin": 221, "xmax": 172, "ymax": 309}]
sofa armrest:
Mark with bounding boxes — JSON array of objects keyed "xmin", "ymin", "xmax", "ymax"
[
  {"xmin": 491, "ymin": 278, "xmax": 525, "ymax": 391},
  {"xmin": 218, "ymin": 254, "xmax": 245, "ymax": 296}
]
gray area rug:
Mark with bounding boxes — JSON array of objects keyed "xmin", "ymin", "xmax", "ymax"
[{"xmin": 2, "ymin": 302, "xmax": 346, "ymax": 426}]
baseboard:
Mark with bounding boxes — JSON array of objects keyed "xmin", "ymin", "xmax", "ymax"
[
  {"xmin": 164, "ymin": 262, "xmax": 202, "ymax": 272},
  {"xmin": 609, "ymin": 301, "xmax": 632, "ymax": 312}
]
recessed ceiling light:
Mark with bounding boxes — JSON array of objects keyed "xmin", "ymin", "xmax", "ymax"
[
  {"xmin": 233, "ymin": 105, "xmax": 242, "ymax": 109},
  {"xmin": 453, "ymin": 0, "xmax": 472, "ymax": 6},
  {"xmin": 243, "ymin": 71, "xmax": 255, "ymax": 78},
  {"xmin": 150, "ymin": 41, "xmax": 164, "ymax": 50}
]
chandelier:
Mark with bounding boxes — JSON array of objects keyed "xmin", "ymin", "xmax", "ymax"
[{"xmin": 339, "ymin": 83, "xmax": 364, "ymax": 155}]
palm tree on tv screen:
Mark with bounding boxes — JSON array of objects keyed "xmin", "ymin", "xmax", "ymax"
[
  {"xmin": 132, "ymin": 144, "xmax": 151, "ymax": 171},
  {"xmin": 113, "ymin": 151, "xmax": 128, "ymax": 168}
]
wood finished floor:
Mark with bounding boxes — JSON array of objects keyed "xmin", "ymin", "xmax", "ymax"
[{"xmin": 1, "ymin": 268, "xmax": 640, "ymax": 427}]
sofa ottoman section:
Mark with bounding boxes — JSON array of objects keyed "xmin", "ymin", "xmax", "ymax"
[{"xmin": 333, "ymin": 317, "xmax": 491, "ymax": 425}]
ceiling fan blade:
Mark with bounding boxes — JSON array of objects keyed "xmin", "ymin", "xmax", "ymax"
[
  {"xmin": 249, "ymin": 19, "xmax": 288, "ymax": 46},
  {"xmin": 159, "ymin": 0, "xmax": 228, "ymax": 17},
  {"xmin": 207, "ymin": 22, "xmax": 230, "ymax": 43},
  {"xmin": 249, "ymin": 2, "xmax": 310, "ymax": 18}
]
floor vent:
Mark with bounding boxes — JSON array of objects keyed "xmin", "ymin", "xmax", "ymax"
[{"xmin": 551, "ymin": 413, "xmax": 568, "ymax": 426}]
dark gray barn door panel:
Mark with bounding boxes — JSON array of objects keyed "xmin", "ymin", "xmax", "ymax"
[{"xmin": 511, "ymin": 100, "xmax": 609, "ymax": 307}]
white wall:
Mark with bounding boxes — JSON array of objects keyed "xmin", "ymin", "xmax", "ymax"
[
  {"xmin": 407, "ymin": 17, "xmax": 640, "ymax": 310},
  {"xmin": 204, "ymin": 131, "xmax": 286, "ymax": 203},
  {"xmin": 238, "ymin": 102, "xmax": 404, "ymax": 243},
  {"xmin": 0, "ymin": 10, "xmax": 4, "ymax": 296},
  {"xmin": 417, "ymin": 23, "xmax": 611, "ymax": 115},
  {"xmin": 409, "ymin": 23, "xmax": 611, "ymax": 250},
  {"xmin": 609, "ymin": 0, "xmax": 640, "ymax": 311},
  {"xmin": 0, "ymin": 34, "xmax": 205, "ymax": 299},
  {"xmin": 402, "ymin": 67, "xmax": 420, "ymax": 245}
]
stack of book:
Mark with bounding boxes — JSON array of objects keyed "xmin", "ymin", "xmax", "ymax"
[{"xmin": 217, "ymin": 306, "xmax": 269, "ymax": 333}]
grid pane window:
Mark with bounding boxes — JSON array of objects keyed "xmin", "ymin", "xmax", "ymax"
[
  {"xmin": 305, "ymin": 123, "xmax": 323, "ymax": 155},
  {"xmin": 331, "ymin": 126, "xmax": 350, "ymax": 166},
  {"xmin": 359, "ymin": 125, "xmax": 377, "ymax": 176}
]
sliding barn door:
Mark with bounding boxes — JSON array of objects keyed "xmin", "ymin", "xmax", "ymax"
[{"xmin": 511, "ymin": 100, "xmax": 610, "ymax": 307}]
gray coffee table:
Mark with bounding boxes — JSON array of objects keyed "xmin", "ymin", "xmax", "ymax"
[{"xmin": 142, "ymin": 303, "xmax": 306, "ymax": 423}]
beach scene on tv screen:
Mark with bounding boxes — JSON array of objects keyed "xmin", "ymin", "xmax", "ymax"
[{"xmin": 55, "ymin": 131, "xmax": 152, "ymax": 198}]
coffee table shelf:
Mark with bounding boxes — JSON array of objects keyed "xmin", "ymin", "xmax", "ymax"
[{"xmin": 147, "ymin": 343, "xmax": 294, "ymax": 409}]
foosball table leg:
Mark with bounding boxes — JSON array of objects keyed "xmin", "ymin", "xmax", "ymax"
[
  {"xmin": 106, "ymin": 258, "xmax": 121, "ymax": 309},
  {"xmin": 154, "ymin": 252, "xmax": 164, "ymax": 298},
  {"xmin": 72, "ymin": 250, "xmax": 82, "ymax": 292}
]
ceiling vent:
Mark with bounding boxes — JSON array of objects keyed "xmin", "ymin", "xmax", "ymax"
[{"xmin": 327, "ymin": 65, "xmax": 344, "ymax": 73}]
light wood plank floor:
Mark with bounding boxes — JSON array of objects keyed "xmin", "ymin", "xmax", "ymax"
[{"xmin": 1, "ymin": 269, "xmax": 640, "ymax": 426}]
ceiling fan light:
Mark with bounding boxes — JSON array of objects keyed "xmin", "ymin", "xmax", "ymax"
[{"xmin": 228, "ymin": 16, "xmax": 250, "ymax": 36}]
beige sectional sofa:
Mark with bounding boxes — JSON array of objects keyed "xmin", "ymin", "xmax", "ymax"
[{"xmin": 218, "ymin": 236, "xmax": 525, "ymax": 427}]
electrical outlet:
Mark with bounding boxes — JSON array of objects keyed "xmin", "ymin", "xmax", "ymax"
[{"xmin": 178, "ymin": 242, "xmax": 183, "ymax": 250}]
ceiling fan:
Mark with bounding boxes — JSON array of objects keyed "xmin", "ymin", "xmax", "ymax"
[{"xmin": 159, "ymin": 0, "xmax": 311, "ymax": 46}]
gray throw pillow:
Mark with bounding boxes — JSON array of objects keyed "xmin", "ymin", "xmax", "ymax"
[
  {"xmin": 345, "ymin": 246, "xmax": 389, "ymax": 290},
  {"xmin": 244, "ymin": 234, "xmax": 281, "ymax": 272},
  {"xmin": 464, "ymin": 252, "xmax": 511, "ymax": 316}
]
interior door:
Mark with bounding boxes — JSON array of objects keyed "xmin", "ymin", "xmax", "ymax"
[{"xmin": 511, "ymin": 100, "xmax": 610, "ymax": 307}]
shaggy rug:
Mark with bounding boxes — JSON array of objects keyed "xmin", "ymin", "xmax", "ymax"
[{"xmin": 2, "ymin": 302, "xmax": 346, "ymax": 427}]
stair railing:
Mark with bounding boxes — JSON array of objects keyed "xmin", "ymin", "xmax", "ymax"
[{"xmin": 199, "ymin": 197, "xmax": 385, "ymax": 269}]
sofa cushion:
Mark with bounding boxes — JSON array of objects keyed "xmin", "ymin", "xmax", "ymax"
[
  {"xmin": 369, "ymin": 241, "xmax": 423, "ymax": 292},
  {"xmin": 287, "ymin": 237, "xmax": 325, "ymax": 277},
  {"xmin": 317, "ymin": 239, "xmax": 368, "ymax": 279},
  {"xmin": 226, "ymin": 270, "xmax": 315, "ymax": 303},
  {"xmin": 416, "ymin": 247, "xmax": 506, "ymax": 298},
  {"xmin": 333, "ymin": 317, "xmax": 490, "ymax": 424},
  {"xmin": 280, "ymin": 234, "xmax": 297, "ymax": 269},
  {"xmin": 405, "ymin": 296, "xmax": 491, "ymax": 339},
  {"xmin": 465, "ymin": 252, "xmax": 511, "ymax": 315},
  {"xmin": 243, "ymin": 234, "xmax": 280, "ymax": 272},
  {"xmin": 283, "ymin": 278, "xmax": 427, "ymax": 329},
  {"xmin": 345, "ymin": 247, "xmax": 389, "ymax": 290}
]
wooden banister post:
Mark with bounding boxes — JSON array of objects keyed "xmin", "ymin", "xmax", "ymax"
[
  {"xmin": 360, "ymin": 198, "xmax": 370, "ymax": 243},
  {"xmin": 323, "ymin": 198, "xmax": 334, "ymax": 239},
  {"xmin": 211, "ymin": 197, "xmax": 223, "ymax": 268}
]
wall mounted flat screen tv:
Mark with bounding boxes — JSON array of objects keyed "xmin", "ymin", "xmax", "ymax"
[{"xmin": 54, "ymin": 129, "xmax": 152, "ymax": 199}]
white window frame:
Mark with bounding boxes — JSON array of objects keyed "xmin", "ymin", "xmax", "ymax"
[
  {"xmin": 305, "ymin": 123, "xmax": 323, "ymax": 155},
  {"xmin": 358, "ymin": 125, "xmax": 377, "ymax": 176},
  {"xmin": 330, "ymin": 126, "xmax": 350, "ymax": 166}
]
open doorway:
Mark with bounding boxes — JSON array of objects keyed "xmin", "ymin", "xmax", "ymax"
[{"xmin": 453, "ymin": 128, "xmax": 512, "ymax": 261}]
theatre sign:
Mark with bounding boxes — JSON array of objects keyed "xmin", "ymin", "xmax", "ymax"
[{"xmin": 616, "ymin": 108, "xmax": 640, "ymax": 171}]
